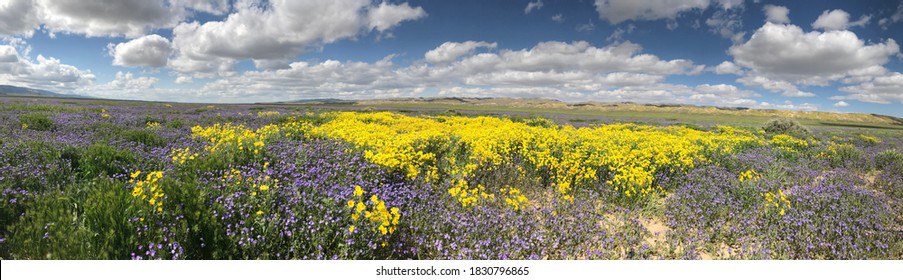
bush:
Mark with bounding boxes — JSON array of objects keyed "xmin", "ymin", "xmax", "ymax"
[
  {"xmin": 7, "ymin": 179, "xmax": 138, "ymax": 259},
  {"xmin": 821, "ymin": 143, "xmax": 862, "ymax": 169},
  {"xmin": 18, "ymin": 113, "xmax": 55, "ymax": 131},
  {"xmin": 79, "ymin": 143, "xmax": 136, "ymax": 178},
  {"xmin": 762, "ymin": 118, "xmax": 810, "ymax": 136},
  {"xmin": 875, "ymin": 149, "xmax": 903, "ymax": 172},
  {"xmin": 122, "ymin": 130, "xmax": 166, "ymax": 148}
]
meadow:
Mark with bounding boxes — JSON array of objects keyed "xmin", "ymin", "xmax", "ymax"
[{"xmin": 1, "ymin": 96, "xmax": 901, "ymax": 260}]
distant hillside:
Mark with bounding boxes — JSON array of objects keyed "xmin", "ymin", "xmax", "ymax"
[
  {"xmin": 0, "ymin": 85, "xmax": 89, "ymax": 98},
  {"xmin": 352, "ymin": 97, "xmax": 903, "ymax": 126}
]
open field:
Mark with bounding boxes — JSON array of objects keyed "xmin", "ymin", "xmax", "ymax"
[{"xmin": 1, "ymin": 96, "xmax": 902, "ymax": 260}]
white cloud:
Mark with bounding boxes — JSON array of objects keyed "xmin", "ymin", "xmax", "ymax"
[
  {"xmin": 729, "ymin": 22, "xmax": 899, "ymax": 84},
  {"xmin": 763, "ymin": 5, "xmax": 790, "ymax": 24},
  {"xmin": 706, "ymin": 9, "xmax": 745, "ymax": 43},
  {"xmin": 367, "ymin": 1, "xmax": 427, "ymax": 32},
  {"xmin": 812, "ymin": 9, "xmax": 870, "ymax": 31},
  {"xmin": 174, "ymin": 40, "xmax": 708, "ymax": 103},
  {"xmin": 594, "ymin": 0, "xmax": 711, "ymax": 24},
  {"xmin": 0, "ymin": 45, "xmax": 18, "ymax": 63},
  {"xmin": 175, "ymin": 76, "xmax": 193, "ymax": 84},
  {"xmin": 38, "ymin": 0, "xmax": 182, "ymax": 38},
  {"xmin": 879, "ymin": 2, "xmax": 903, "ymax": 29},
  {"xmin": 576, "ymin": 20, "xmax": 595, "ymax": 32},
  {"xmin": 108, "ymin": 34, "xmax": 172, "ymax": 68},
  {"xmin": 833, "ymin": 101, "xmax": 849, "ymax": 107},
  {"xmin": 424, "ymin": 41, "xmax": 497, "ymax": 64},
  {"xmin": 170, "ymin": 0, "xmax": 230, "ymax": 15},
  {"xmin": 0, "ymin": 43, "xmax": 95, "ymax": 93},
  {"xmin": 607, "ymin": 24, "xmax": 635, "ymax": 42},
  {"xmin": 716, "ymin": 0, "xmax": 744, "ymax": 10},
  {"xmin": 170, "ymin": 0, "xmax": 425, "ymax": 75},
  {"xmin": 711, "ymin": 61, "xmax": 743, "ymax": 75},
  {"xmin": 0, "ymin": 0, "xmax": 41, "ymax": 37},
  {"xmin": 736, "ymin": 75, "xmax": 814, "ymax": 97},
  {"xmin": 525, "ymin": 0, "xmax": 543, "ymax": 14},
  {"xmin": 108, "ymin": 71, "xmax": 158, "ymax": 91},
  {"xmin": 838, "ymin": 72, "xmax": 903, "ymax": 104},
  {"xmin": 552, "ymin": 14, "xmax": 564, "ymax": 23}
]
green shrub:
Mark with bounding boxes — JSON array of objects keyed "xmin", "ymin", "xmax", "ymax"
[
  {"xmin": 18, "ymin": 113, "xmax": 55, "ymax": 131},
  {"xmin": 7, "ymin": 179, "xmax": 137, "ymax": 259},
  {"xmin": 122, "ymin": 130, "xmax": 166, "ymax": 147},
  {"xmin": 762, "ymin": 118, "xmax": 810, "ymax": 136},
  {"xmin": 875, "ymin": 149, "xmax": 903, "ymax": 172},
  {"xmin": 79, "ymin": 143, "xmax": 136, "ymax": 178},
  {"xmin": 821, "ymin": 143, "xmax": 862, "ymax": 168}
]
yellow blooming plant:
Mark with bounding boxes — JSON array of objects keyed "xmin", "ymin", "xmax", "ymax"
[
  {"xmin": 305, "ymin": 112, "xmax": 762, "ymax": 203},
  {"xmin": 129, "ymin": 170, "xmax": 165, "ymax": 212},
  {"xmin": 738, "ymin": 169, "xmax": 761, "ymax": 183},
  {"xmin": 191, "ymin": 123, "xmax": 282, "ymax": 155},
  {"xmin": 169, "ymin": 147, "xmax": 198, "ymax": 165},
  {"xmin": 346, "ymin": 185, "xmax": 401, "ymax": 236},
  {"xmin": 762, "ymin": 189, "xmax": 791, "ymax": 216},
  {"xmin": 146, "ymin": 121, "xmax": 161, "ymax": 130},
  {"xmin": 256, "ymin": 111, "xmax": 281, "ymax": 118}
]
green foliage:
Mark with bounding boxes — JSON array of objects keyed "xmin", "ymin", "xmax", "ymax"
[
  {"xmin": 875, "ymin": 149, "xmax": 903, "ymax": 173},
  {"xmin": 79, "ymin": 143, "xmax": 136, "ymax": 178},
  {"xmin": 122, "ymin": 129, "xmax": 166, "ymax": 147},
  {"xmin": 18, "ymin": 113, "xmax": 55, "ymax": 131},
  {"xmin": 7, "ymin": 179, "xmax": 137, "ymax": 259},
  {"xmin": 822, "ymin": 143, "xmax": 862, "ymax": 169},
  {"xmin": 762, "ymin": 118, "xmax": 810, "ymax": 136}
]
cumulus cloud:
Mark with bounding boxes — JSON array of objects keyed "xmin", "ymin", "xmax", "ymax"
[
  {"xmin": 551, "ymin": 14, "xmax": 564, "ymax": 23},
  {"xmin": 0, "ymin": 43, "xmax": 95, "ymax": 92},
  {"xmin": 525, "ymin": 0, "xmax": 544, "ymax": 14},
  {"xmin": 729, "ymin": 22, "xmax": 899, "ymax": 84},
  {"xmin": 838, "ymin": 72, "xmax": 903, "ymax": 104},
  {"xmin": 425, "ymin": 41, "xmax": 497, "ymax": 64},
  {"xmin": 170, "ymin": 0, "xmax": 425, "ymax": 75},
  {"xmin": 0, "ymin": 0, "xmax": 41, "ymax": 37},
  {"xmin": 170, "ymin": 0, "xmax": 230, "ymax": 15},
  {"xmin": 833, "ymin": 101, "xmax": 849, "ymax": 107},
  {"xmin": 594, "ymin": 0, "xmax": 713, "ymax": 24},
  {"xmin": 174, "ymin": 76, "xmax": 193, "ymax": 84},
  {"xmin": 179, "ymin": 40, "xmax": 714, "ymax": 104},
  {"xmin": 711, "ymin": 61, "xmax": 743, "ymax": 75},
  {"xmin": 108, "ymin": 34, "xmax": 172, "ymax": 68},
  {"xmin": 737, "ymin": 75, "xmax": 814, "ymax": 97},
  {"xmin": 37, "ymin": 0, "xmax": 182, "ymax": 38},
  {"xmin": 812, "ymin": 9, "xmax": 870, "ymax": 31},
  {"xmin": 763, "ymin": 5, "xmax": 790, "ymax": 24}
]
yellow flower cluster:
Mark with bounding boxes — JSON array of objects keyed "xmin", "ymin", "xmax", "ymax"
[
  {"xmin": 129, "ymin": 170, "xmax": 165, "ymax": 212},
  {"xmin": 257, "ymin": 111, "xmax": 281, "ymax": 118},
  {"xmin": 762, "ymin": 189, "xmax": 791, "ymax": 216},
  {"xmin": 169, "ymin": 147, "xmax": 198, "ymax": 165},
  {"xmin": 346, "ymin": 186, "xmax": 400, "ymax": 235},
  {"xmin": 770, "ymin": 134, "xmax": 809, "ymax": 152},
  {"xmin": 500, "ymin": 186, "xmax": 528, "ymax": 211},
  {"xmin": 191, "ymin": 123, "xmax": 281, "ymax": 154},
  {"xmin": 738, "ymin": 169, "xmax": 761, "ymax": 183},
  {"xmin": 308, "ymin": 112, "xmax": 761, "ymax": 201},
  {"xmin": 857, "ymin": 134, "xmax": 881, "ymax": 145},
  {"xmin": 448, "ymin": 179, "xmax": 495, "ymax": 208},
  {"xmin": 146, "ymin": 121, "xmax": 161, "ymax": 130}
]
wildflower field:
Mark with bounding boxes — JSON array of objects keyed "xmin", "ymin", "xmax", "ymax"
[{"xmin": 1, "ymin": 97, "xmax": 902, "ymax": 260}]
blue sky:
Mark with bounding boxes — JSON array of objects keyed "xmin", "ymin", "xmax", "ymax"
[{"xmin": 1, "ymin": 0, "xmax": 902, "ymax": 116}]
